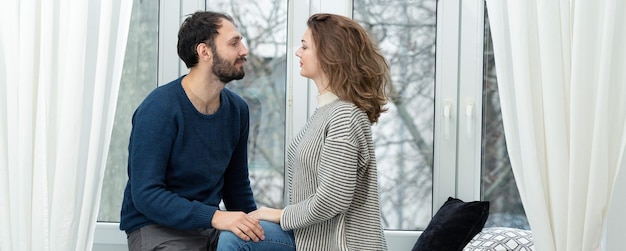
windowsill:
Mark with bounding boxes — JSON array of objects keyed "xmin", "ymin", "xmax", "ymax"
[
  {"xmin": 94, "ymin": 222, "xmax": 422, "ymax": 250},
  {"xmin": 94, "ymin": 222, "xmax": 127, "ymax": 244}
]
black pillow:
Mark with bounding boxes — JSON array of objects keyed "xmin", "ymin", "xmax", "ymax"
[{"xmin": 412, "ymin": 197, "xmax": 490, "ymax": 251}]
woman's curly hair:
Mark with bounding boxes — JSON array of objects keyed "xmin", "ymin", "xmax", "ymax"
[{"xmin": 307, "ymin": 13, "xmax": 391, "ymax": 123}]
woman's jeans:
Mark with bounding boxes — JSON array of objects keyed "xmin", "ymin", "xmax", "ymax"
[{"xmin": 217, "ymin": 220, "xmax": 295, "ymax": 251}]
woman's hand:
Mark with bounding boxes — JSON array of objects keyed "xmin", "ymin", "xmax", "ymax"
[{"xmin": 249, "ymin": 206, "xmax": 283, "ymax": 224}]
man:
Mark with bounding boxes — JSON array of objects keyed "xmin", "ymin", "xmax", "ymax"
[{"xmin": 120, "ymin": 11, "xmax": 264, "ymax": 250}]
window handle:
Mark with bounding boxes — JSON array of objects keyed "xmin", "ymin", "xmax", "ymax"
[
  {"xmin": 443, "ymin": 100, "xmax": 453, "ymax": 140},
  {"xmin": 465, "ymin": 102, "xmax": 474, "ymax": 139}
]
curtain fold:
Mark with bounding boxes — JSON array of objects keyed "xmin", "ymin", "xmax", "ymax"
[
  {"xmin": 0, "ymin": 0, "xmax": 132, "ymax": 250},
  {"xmin": 485, "ymin": 0, "xmax": 626, "ymax": 250}
]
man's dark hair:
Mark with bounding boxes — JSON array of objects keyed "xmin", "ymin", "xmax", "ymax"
[{"xmin": 177, "ymin": 11, "xmax": 235, "ymax": 68}]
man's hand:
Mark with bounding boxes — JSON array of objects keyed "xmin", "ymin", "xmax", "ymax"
[
  {"xmin": 212, "ymin": 211, "xmax": 265, "ymax": 242},
  {"xmin": 248, "ymin": 206, "xmax": 283, "ymax": 224}
]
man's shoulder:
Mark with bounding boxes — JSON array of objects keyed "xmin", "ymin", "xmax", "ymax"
[
  {"xmin": 222, "ymin": 87, "xmax": 248, "ymax": 107},
  {"xmin": 153, "ymin": 77, "xmax": 182, "ymax": 96},
  {"xmin": 134, "ymin": 79, "xmax": 183, "ymax": 118},
  {"xmin": 143, "ymin": 78, "xmax": 182, "ymax": 102}
]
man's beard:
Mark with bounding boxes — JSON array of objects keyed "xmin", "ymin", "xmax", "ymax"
[{"xmin": 212, "ymin": 50, "xmax": 246, "ymax": 83}]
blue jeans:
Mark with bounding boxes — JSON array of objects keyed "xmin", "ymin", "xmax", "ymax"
[{"xmin": 217, "ymin": 221, "xmax": 295, "ymax": 251}]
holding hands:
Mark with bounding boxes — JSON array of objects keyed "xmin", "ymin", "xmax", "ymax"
[
  {"xmin": 249, "ymin": 206, "xmax": 283, "ymax": 224},
  {"xmin": 212, "ymin": 210, "xmax": 265, "ymax": 242}
]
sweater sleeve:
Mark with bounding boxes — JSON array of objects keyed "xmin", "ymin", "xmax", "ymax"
[
  {"xmin": 280, "ymin": 107, "xmax": 369, "ymax": 230},
  {"xmin": 128, "ymin": 99, "xmax": 217, "ymax": 230}
]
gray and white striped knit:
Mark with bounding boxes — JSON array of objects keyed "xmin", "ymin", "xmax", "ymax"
[{"xmin": 280, "ymin": 92, "xmax": 387, "ymax": 251}]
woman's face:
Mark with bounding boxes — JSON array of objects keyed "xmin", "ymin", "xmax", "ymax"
[{"xmin": 295, "ymin": 29, "xmax": 322, "ymax": 81}]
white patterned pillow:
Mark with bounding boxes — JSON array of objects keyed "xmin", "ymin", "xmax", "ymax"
[{"xmin": 463, "ymin": 227, "xmax": 534, "ymax": 251}]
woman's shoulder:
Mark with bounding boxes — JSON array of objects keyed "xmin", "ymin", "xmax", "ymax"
[{"xmin": 327, "ymin": 100, "xmax": 369, "ymax": 122}]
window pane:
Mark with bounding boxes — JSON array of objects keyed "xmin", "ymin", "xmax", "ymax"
[
  {"xmin": 208, "ymin": 0, "xmax": 288, "ymax": 209},
  {"xmin": 481, "ymin": 7, "xmax": 529, "ymax": 230},
  {"xmin": 354, "ymin": 0, "xmax": 437, "ymax": 230},
  {"xmin": 98, "ymin": 0, "xmax": 159, "ymax": 222}
]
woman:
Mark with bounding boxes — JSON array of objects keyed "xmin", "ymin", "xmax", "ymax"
[{"xmin": 218, "ymin": 13, "xmax": 390, "ymax": 251}]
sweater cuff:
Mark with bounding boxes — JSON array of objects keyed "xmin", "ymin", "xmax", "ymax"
[
  {"xmin": 192, "ymin": 201, "xmax": 219, "ymax": 229},
  {"xmin": 280, "ymin": 207, "xmax": 289, "ymax": 230}
]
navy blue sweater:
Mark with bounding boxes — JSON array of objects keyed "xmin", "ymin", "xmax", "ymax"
[{"xmin": 120, "ymin": 76, "xmax": 256, "ymax": 234}]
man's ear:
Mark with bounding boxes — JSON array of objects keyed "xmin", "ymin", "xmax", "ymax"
[{"xmin": 196, "ymin": 43, "xmax": 212, "ymax": 60}]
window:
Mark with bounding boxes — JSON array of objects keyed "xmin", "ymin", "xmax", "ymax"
[
  {"xmin": 481, "ymin": 5, "xmax": 528, "ymax": 229},
  {"xmin": 353, "ymin": 0, "xmax": 437, "ymax": 230},
  {"xmin": 97, "ymin": 0, "xmax": 528, "ymax": 235},
  {"xmin": 353, "ymin": 0, "xmax": 529, "ymax": 232},
  {"xmin": 208, "ymin": 0, "xmax": 289, "ymax": 210},
  {"xmin": 98, "ymin": 0, "xmax": 159, "ymax": 222}
]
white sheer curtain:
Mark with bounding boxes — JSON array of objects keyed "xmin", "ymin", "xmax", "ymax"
[
  {"xmin": 485, "ymin": 0, "xmax": 626, "ymax": 250},
  {"xmin": 0, "ymin": 0, "xmax": 132, "ymax": 250}
]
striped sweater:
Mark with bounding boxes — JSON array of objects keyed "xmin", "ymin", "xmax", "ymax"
[{"xmin": 280, "ymin": 92, "xmax": 387, "ymax": 251}]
